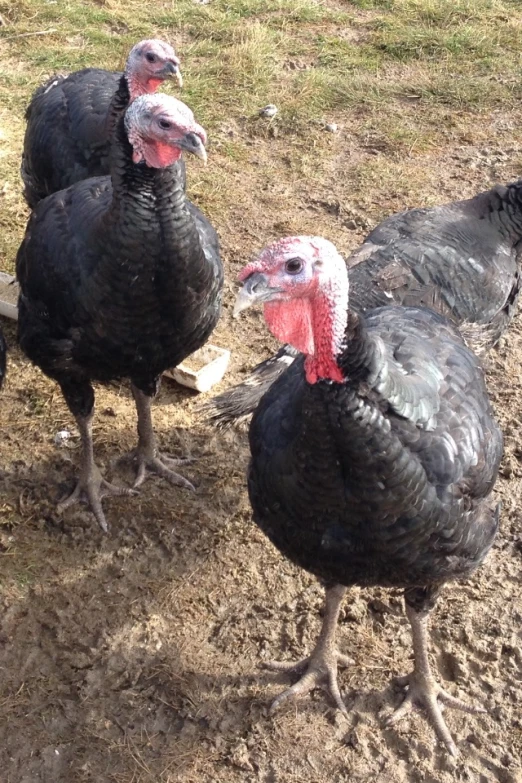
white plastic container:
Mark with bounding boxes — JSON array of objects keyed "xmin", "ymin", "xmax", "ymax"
[
  {"xmin": 0, "ymin": 272, "xmax": 19, "ymax": 320},
  {"xmin": 164, "ymin": 344, "xmax": 230, "ymax": 392}
]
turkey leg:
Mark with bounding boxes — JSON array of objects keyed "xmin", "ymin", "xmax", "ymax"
[
  {"xmin": 386, "ymin": 597, "xmax": 486, "ymax": 756},
  {"xmin": 57, "ymin": 410, "xmax": 135, "ymax": 532},
  {"xmin": 128, "ymin": 383, "xmax": 195, "ymax": 491},
  {"xmin": 263, "ymin": 584, "xmax": 352, "ymax": 714}
]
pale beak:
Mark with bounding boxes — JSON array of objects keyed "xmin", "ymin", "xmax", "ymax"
[
  {"xmin": 162, "ymin": 61, "xmax": 183, "ymax": 88},
  {"xmin": 233, "ymin": 272, "xmax": 280, "ymax": 317},
  {"xmin": 180, "ymin": 132, "xmax": 207, "ymax": 164}
]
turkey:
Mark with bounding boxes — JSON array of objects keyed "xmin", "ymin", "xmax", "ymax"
[
  {"xmin": 21, "ymin": 39, "xmax": 182, "ymax": 208},
  {"xmin": 207, "ymin": 180, "xmax": 522, "ymax": 427},
  {"xmin": 234, "ymin": 235, "xmax": 502, "ymax": 756},
  {"xmin": 17, "ymin": 93, "xmax": 223, "ymax": 532}
]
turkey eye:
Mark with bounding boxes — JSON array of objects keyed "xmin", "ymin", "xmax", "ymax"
[
  {"xmin": 159, "ymin": 119, "xmax": 171, "ymax": 130},
  {"xmin": 146, "ymin": 53, "xmax": 156, "ymax": 63},
  {"xmin": 285, "ymin": 257, "xmax": 303, "ymax": 274}
]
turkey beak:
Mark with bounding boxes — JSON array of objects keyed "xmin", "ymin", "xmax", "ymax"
[
  {"xmin": 162, "ymin": 61, "xmax": 183, "ymax": 87},
  {"xmin": 180, "ymin": 132, "xmax": 207, "ymax": 164},
  {"xmin": 233, "ymin": 273, "xmax": 279, "ymax": 318}
]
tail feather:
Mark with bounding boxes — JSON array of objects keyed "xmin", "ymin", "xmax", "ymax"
[{"xmin": 203, "ymin": 344, "xmax": 299, "ymax": 429}]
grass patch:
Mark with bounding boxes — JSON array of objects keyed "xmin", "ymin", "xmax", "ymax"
[{"xmin": 0, "ymin": 0, "xmax": 522, "ymax": 276}]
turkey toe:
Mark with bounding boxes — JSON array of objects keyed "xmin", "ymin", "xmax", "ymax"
[
  {"xmin": 266, "ymin": 648, "xmax": 351, "ymax": 715},
  {"xmin": 57, "ymin": 468, "xmax": 135, "ymax": 532},
  {"xmin": 386, "ymin": 671, "xmax": 485, "ymax": 757},
  {"xmin": 132, "ymin": 452, "xmax": 196, "ymax": 490}
]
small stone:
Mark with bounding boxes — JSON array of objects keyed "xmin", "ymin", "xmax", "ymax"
[
  {"xmin": 259, "ymin": 104, "xmax": 278, "ymax": 118},
  {"xmin": 325, "ymin": 122, "xmax": 338, "ymax": 133},
  {"xmin": 54, "ymin": 429, "xmax": 72, "ymax": 446}
]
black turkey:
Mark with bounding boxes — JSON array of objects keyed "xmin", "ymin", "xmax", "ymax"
[
  {"xmin": 207, "ymin": 181, "xmax": 522, "ymax": 427},
  {"xmin": 17, "ymin": 93, "xmax": 223, "ymax": 531},
  {"xmin": 21, "ymin": 39, "xmax": 182, "ymax": 208},
  {"xmin": 234, "ymin": 235, "xmax": 502, "ymax": 756}
]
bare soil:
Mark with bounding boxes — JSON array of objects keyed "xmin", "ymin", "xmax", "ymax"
[{"xmin": 1, "ymin": 112, "xmax": 522, "ymax": 783}]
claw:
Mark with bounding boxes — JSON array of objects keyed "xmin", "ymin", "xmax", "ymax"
[
  {"xmin": 58, "ymin": 473, "xmax": 136, "ymax": 532},
  {"xmin": 131, "ymin": 453, "xmax": 196, "ymax": 490}
]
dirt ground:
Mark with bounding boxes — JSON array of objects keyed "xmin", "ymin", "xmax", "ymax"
[{"xmin": 2, "ymin": 99, "xmax": 522, "ymax": 783}]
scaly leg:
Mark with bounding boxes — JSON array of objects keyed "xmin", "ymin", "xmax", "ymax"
[
  {"xmin": 263, "ymin": 584, "xmax": 353, "ymax": 714},
  {"xmin": 58, "ymin": 410, "xmax": 135, "ymax": 532},
  {"xmin": 124, "ymin": 383, "xmax": 195, "ymax": 491},
  {"xmin": 386, "ymin": 599, "xmax": 486, "ymax": 756}
]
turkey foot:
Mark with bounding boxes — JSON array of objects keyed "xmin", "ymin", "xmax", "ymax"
[
  {"xmin": 263, "ymin": 585, "xmax": 351, "ymax": 714},
  {"xmin": 57, "ymin": 410, "xmax": 136, "ymax": 532},
  {"xmin": 58, "ymin": 463, "xmax": 135, "ymax": 533},
  {"xmin": 385, "ymin": 602, "xmax": 485, "ymax": 756},
  {"xmin": 128, "ymin": 449, "xmax": 196, "ymax": 490},
  {"xmin": 129, "ymin": 383, "xmax": 196, "ymax": 491}
]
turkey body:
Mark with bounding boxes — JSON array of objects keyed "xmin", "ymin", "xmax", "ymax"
[
  {"xmin": 248, "ymin": 306, "xmax": 501, "ymax": 592},
  {"xmin": 22, "ymin": 70, "xmax": 125, "ymax": 208},
  {"xmin": 346, "ymin": 183, "xmax": 522, "ymax": 350},
  {"xmin": 207, "ymin": 181, "xmax": 522, "ymax": 427},
  {"xmin": 17, "ymin": 130, "xmax": 221, "ymax": 395},
  {"xmin": 17, "ymin": 168, "xmax": 221, "ymax": 391}
]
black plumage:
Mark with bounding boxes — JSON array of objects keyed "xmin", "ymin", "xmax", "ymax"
[
  {"xmin": 250, "ymin": 309, "xmax": 500, "ymax": 589},
  {"xmin": 236, "ymin": 236, "xmax": 502, "ymax": 755},
  {"xmin": 17, "ymin": 93, "xmax": 222, "ymax": 531},
  {"xmin": 21, "ymin": 39, "xmax": 182, "ymax": 208},
  {"xmin": 207, "ymin": 180, "xmax": 522, "ymax": 427}
]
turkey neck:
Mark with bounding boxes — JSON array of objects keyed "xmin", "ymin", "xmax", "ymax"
[
  {"xmin": 498, "ymin": 179, "xmax": 522, "ymax": 238},
  {"xmin": 286, "ymin": 279, "xmax": 373, "ymax": 386},
  {"xmin": 105, "ymin": 115, "xmax": 209, "ymax": 291},
  {"xmin": 105, "ymin": 74, "xmax": 130, "ymax": 140},
  {"xmin": 301, "ymin": 290, "xmax": 382, "ymax": 388}
]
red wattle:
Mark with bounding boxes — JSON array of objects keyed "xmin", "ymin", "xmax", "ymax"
[
  {"xmin": 146, "ymin": 78, "xmax": 163, "ymax": 92},
  {"xmin": 264, "ymin": 299, "xmax": 315, "ymax": 356},
  {"xmin": 143, "ymin": 141, "xmax": 182, "ymax": 168}
]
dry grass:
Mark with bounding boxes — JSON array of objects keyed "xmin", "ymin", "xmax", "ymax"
[{"xmin": 1, "ymin": 0, "xmax": 522, "ymax": 273}]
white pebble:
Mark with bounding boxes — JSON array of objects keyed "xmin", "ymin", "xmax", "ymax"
[
  {"xmin": 259, "ymin": 104, "xmax": 278, "ymax": 118},
  {"xmin": 325, "ymin": 122, "xmax": 338, "ymax": 133},
  {"xmin": 54, "ymin": 429, "xmax": 71, "ymax": 445}
]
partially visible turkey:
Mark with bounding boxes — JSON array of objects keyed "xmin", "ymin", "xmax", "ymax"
[
  {"xmin": 207, "ymin": 181, "xmax": 522, "ymax": 428},
  {"xmin": 21, "ymin": 39, "xmax": 182, "ymax": 208},
  {"xmin": 17, "ymin": 93, "xmax": 223, "ymax": 532},
  {"xmin": 235, "ymin": 236, "xmax": 502, "ymax": 756}
]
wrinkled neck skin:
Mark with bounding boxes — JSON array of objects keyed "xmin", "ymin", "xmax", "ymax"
[
  {"xmin": 131, "ymin": 136, "xmax": 182, "ymax": 168},
  {"xmin": 126, "ymin": 71, "xmax": 161, "ymax": 100},
  {"xmin": 265, "ymin": 280, "xmax": 348, "ymax": 384}
]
